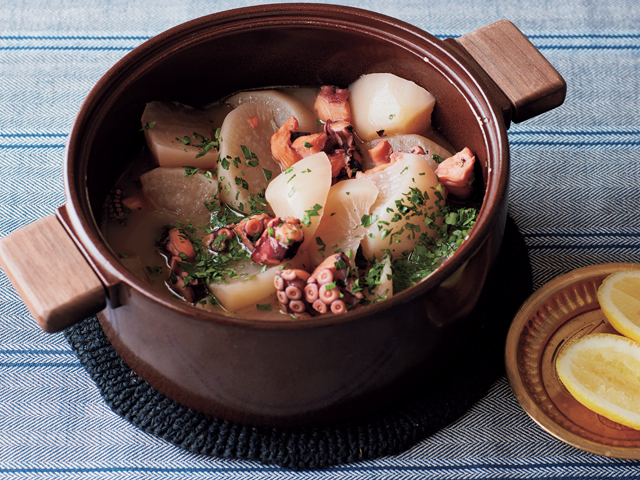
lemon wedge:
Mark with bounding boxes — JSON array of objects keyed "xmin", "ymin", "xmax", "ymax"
[
  {"xmin": 556, "ymin": 333, "xmax": 640, "ymax": 429},
  {"xmin": 597, "ymin": 270, "xmax": 640, "ymax": 342}
]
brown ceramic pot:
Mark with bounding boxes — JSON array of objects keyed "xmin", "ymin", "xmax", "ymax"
[{"xmin": 0, "ymin": 4, "xmax": 565, "ymax": 427}]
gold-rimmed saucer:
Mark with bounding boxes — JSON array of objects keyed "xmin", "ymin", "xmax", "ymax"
[{"xmin": 506, "ymin": 262, "xmax": 640, "ymax": 458}]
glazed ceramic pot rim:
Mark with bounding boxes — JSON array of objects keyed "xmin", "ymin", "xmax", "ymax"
[{"xmin": 64, "ymin": 3, "xmax": 508, "ymax": 330}]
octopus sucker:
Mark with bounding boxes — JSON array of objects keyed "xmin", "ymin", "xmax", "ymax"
[{"xmin": 274, "ymin": 268, "xmax": 313, "ymax": 314}]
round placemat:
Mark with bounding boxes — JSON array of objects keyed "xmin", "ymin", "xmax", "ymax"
[{"xmin": 64, "ymin": 216, "xmax": 531, "ymax": 470}]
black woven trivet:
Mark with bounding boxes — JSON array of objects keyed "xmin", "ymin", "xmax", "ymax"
[{"xmin": 64, "ymin": 216, "xmax": 531, "ymax": 470}]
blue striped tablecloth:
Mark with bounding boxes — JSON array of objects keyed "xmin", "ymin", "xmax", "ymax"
[{"xmin": 1, "ymin": 0, "xmax": 640, "ymax": 478}]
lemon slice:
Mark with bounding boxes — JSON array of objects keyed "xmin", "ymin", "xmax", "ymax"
[
  {"xmin": 556, "ymin": 333, "xmax": 640, "ymax": 429},
  {"xmin": 597, "ymin": 270, "xmax": 640, "ymax": 342}
]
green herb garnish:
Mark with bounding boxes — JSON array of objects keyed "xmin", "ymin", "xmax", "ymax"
[
  {"xmin": 183, "ymin": 166, "xmax": 200, "ymax": 177},
  {"xmin": 301, "ymin": 204, "xmax": 322, "ymax": 227},
  {"xmin": 361, "ymin": 214, "xmax": 378, "ymax": 227}
]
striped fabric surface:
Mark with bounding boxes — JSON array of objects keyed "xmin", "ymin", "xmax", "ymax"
[{"xmin": 2, "ymin": 0, "xmax": 640, "ymax": 478}]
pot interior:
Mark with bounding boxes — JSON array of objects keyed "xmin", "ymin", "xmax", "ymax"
[{"xmin": 67, "ymin": 5, "xmax": 505, "ymax": 312}]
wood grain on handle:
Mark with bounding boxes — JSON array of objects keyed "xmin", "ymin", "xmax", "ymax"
[
  {"xmin": 456, "ymin": 20, "xmax": 566, "ymax": 123},
  {"xmin": 0, "ymin": 215, "xmax": 106, "ymax": 333}
]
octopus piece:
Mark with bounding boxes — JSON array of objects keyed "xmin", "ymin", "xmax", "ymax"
[
  {"xmin": 252, "ymin": 216, "xmax": 305, "ymax": 265},
  {"xmin": 408, "ymin": 145, "xmax": 426, "ymax": 155},
  {"xmin": 270, "ymin": 115, "xmax": 303, "ymax": 169},
  {"xmin": 206, "ymin": 227, "xmax": 235, "ymax": 253},
  {"xmin": 274, "ymin": 268, "xmax": 312, "ymax": 314},
  {"xmin": 291, "ymin": 132, "xmax": 328, "ymax": 158},
  {"xmin": 435, "ymin": 147, "xmax": 476, "ymax": 199},
  {"xmin": 314, "ymin": 85, "xmax": 352, "ymax": 123},
  {"xmin": 269, "ymin": 114, "xmax": 363, "ymax": 179},
  {"xmin": 323, "ymin": 120, "xmax": 363, "ymax": 179},
  {"xmin": 368, "ymin": 139, "xmax": 393, "ymax": 166},
  {"xmin": 232, "ymin": 213, "xmax": 271, "ymax": 251},
  {"xmin": 327, "ymin": 150, "xmax": 349, "ymax": 178},
  {"xmin": 106, "ymin": 188, "xmax": 130, "ymax": 223},
  {"xmin": 166, "ymin": 227, "xmax": 196, "ymax": 261},
  {"xmin": 324, "ymin": 121, "xmax": 355, "ymax": 153},
  {"xmin": 166, "ymin": 255, "xmax": 197, "ymax": 303},
  {"xmin": 356, "ymin": 153, "xmax": 401, "ymax": 178},
  {"xmin": 305, "ymin": 253, "xmax": 364, "ymax": 315}
]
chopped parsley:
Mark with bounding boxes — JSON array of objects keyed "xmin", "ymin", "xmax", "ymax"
[
  {"xmin": 256, "ymin": 304, "xmax": 272, "ymax": 311},
  {"xmin": 301, "ymin": 204, "xmax": 322, "ymax": 227},
  {"xmin": 361, "ymin": 214, "xmax": 378, "ymax": 227},
  {"xmin": 241, "ymin": 145, "xmax": 257, "ymax": 161},
  {"xmin": 334, "ymin": 259, "xmax": 347, "ymax": 270},
  {"xmin": 183, "ymin": 166, "xmax": 200, "ymax": 177},
  {"xmin": 262, "ymin": 168, "xmax": 273, "ymax": 181},
  {"xmin": 140, "ymin": 121, "xmax": 156, "ymax": 131},
  {"xmin": 235, "ymin": 176, "xmax": 249, "ymax": 190},
  {"xmin": 432, "ymin": 154, "xmax": 446, "ymax": 164},
  {"xmin": 391, "ymin": 206, "xmax": 479, "ymax": 293},
  {"xmin": 248, "ymin": 190, "xmax": 269, "ymax": 215},
  {"xmin": 145, "ymin": 266, "xmax": 163, "ymax": 275},
  {"xmin": 192, "ymin": 132, "xmax": 219, "ymax": 159}
]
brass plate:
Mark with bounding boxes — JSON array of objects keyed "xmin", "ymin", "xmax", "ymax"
[{"xmin": 505, "ymin": 262, "xmax": 640, "ymax": 458}]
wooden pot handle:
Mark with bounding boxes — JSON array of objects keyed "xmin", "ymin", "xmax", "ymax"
[
  {"xmin": 0, "ymin": 214, "xmax": 106, "ymax": 333},
  {"xmin": 452, "ymin": 20, "xmax": 566, "ymax": 123}
]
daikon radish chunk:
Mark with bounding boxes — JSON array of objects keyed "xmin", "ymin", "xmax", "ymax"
[
  {"xmin": 141, "ymin": 101, "xmax": 220, "ymax": 168},
  {"xmin": 348, "ymin": 73, "xmax": 436, "ymax": 141},
  {"xmin": 360, "ymin": 154, "xmax": 444, "ymax": 260},
  {"xmin": 140, "ymin": 167, "xmax": 219, "ymax": 219},
  {"xmin": 225, "ymin": 90, "xmax": 318, "ymax": 134},
  {"xmin": 309, "ymin": 177, "xmax": 378, "ymax": 267},
  {"xmin": 265, "ymin": 152, "xmax": 332, "ymax": 252},
  {"xmin": 217, "ymin": 103, "xmax": 280, "ymax": 213},
  {"xmin": 361, "ymin": 134, "xmax": 452, "ymax": 171},
  {"xmin": 208, "ymin": 252, "xmax": 311, "ymax": 312}
]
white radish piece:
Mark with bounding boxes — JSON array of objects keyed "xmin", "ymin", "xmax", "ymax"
[
  {"xmin": 309, "ymin": 177, "xmax": 378, "ymax": 267},
  {"xmin": 217, "ymin": 103, "xmax": 280, "ymax": 213},
  {"xmin": 141, "ymin": 101, "xmax": 220, "ymax": 168},
  {"xmin": 265, "ymin": 152, "xmax": 332, "ymax": 252},
  {"xmin": 208, "ymin": 252, "xmax": 311, "ymax": 312},
  {"xmin": 361, "ymin": 134, "xmax": 452, "ymax": 171},
  {"xmin": 348, "ymin": 73, "xmax": 436, "ymax": 141},
  {"xmin": 361, "ymin": 154, "xmax": 444, "ymax": 260},
  {"xmin": 225, "ymin": 89, "xmax": 318, "ymax": 134},
  {"xmin": 140, "ymin": 167, "xmax": 219, "ymax": 218}
]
